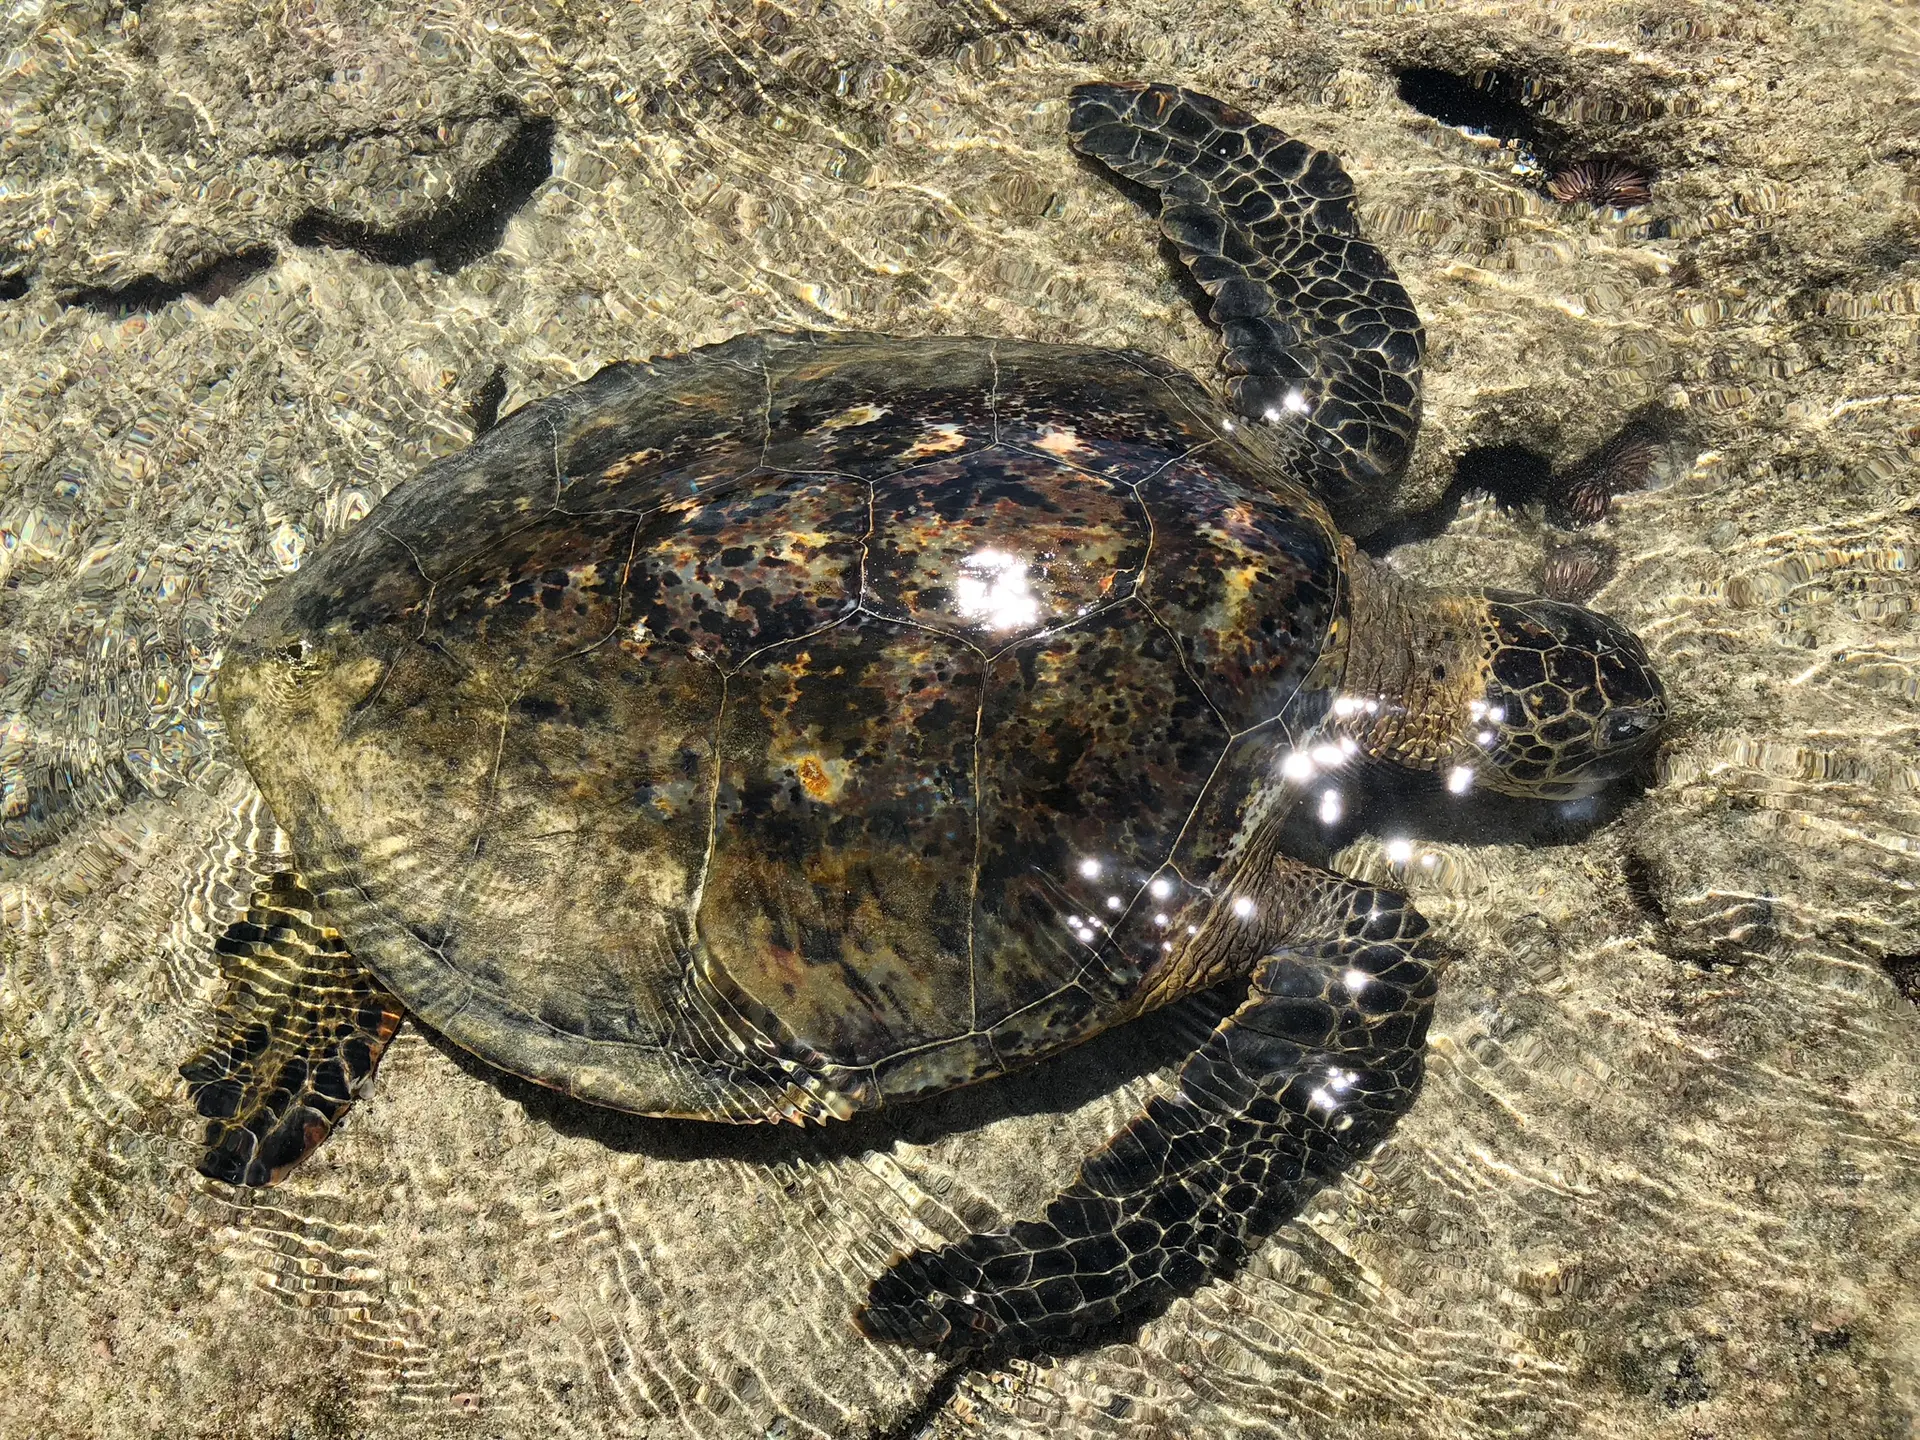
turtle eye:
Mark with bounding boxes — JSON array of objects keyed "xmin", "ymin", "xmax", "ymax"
[
  {"xmin": 1602, "ymin": 707, "xmax": 1660, "ymax": 746},
  {"xmin": 279, "ymin": 638, "xmax": 309, "ymax": 665}
]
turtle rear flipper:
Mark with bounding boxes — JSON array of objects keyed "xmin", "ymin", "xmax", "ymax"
[
  {"xmin": 1067, "ymin": 81, "xmax": 1425, "ymax": 525},
  {"xmin": 858, "ymin": 863, "xmax": 1443, "ymax": 1352},
  {"xmin": 180, "ymin": 871, "xmax": 403, "ymax": 1186}
]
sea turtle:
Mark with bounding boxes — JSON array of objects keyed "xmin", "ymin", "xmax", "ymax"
[{"xmin": 185, "ymin": 81, "xmax": 1667, "ymax": 1353}]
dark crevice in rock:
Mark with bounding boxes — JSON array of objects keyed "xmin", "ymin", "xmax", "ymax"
[
  {"xmin": 1622, "ymin": 849, "xmax": 1671, "ymax": 930},
  {"xmin": 1455, "ymin": 441, "xmax": 1557, "ymax": 508},
  {"xmin": 0, "ymin": 270, "xmax": 27, "ymax": 301},
  {"xmin": 63, "ymin": 246, "xmax": 275, "ymax": 314},
  {"xmin": 1624, "ymin": 849, "xmax": 1781, "ymax": 971},
  {"xmin": 1397, "ymin": 67, "xmax": 1551, "ymax": 145},
  {"xmin": 1624, "ymin": 846, "xmax": 1725, "ymax": 971},
  {"xmin": 1395, "ymin": 65, "xmax": 1659, "ymax": 207},
  {"xmin": 1881, "ymin": 952, "xmax": 1920, "ymax": 1004},
  {"xmin": 254, "ymin": 101, "xmax": 525, "ymax": 160},
  {"xmin": 288, "ymin": 113, "xmax": 556, "ymax": 272},
  {"xmin": 467, "ymin": 365, "xmax": 508, "ymax": 436}
]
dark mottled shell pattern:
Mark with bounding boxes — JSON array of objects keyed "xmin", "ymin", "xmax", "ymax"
[{"xmin": 221, "ymin": 331, "xmax": 1344, "ymax": 1120}]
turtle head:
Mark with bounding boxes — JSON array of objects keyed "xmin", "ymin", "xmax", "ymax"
[
  {"xmin": 218, "ymin": 577, "xmax": 391, "ymax": 789},
  {"xmin": 1337, "ymin": 559, "xmax": 1666, "ymax": 803},
  {"xmin": 1462, "ymin": 594, "xmax": 1667, "ymax": 799}
]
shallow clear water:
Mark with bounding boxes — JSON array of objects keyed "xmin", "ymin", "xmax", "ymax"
[{"xmin": 1, "ymin": 1, "xmax": 1915, "ymax": 1437}]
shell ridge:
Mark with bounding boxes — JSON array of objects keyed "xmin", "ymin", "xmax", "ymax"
[
  {"xmin": 718, "ymin": 609, "xmax": 859, "ymax": 680},
  {"xmin": 981, "ymin": 593, "xmax": 1138, "ymax": 666},
  {"xmin": 965, "ymin": 651, "xmax": 988, "ymax": 1034},
  {"xmin": 684, "ymin": 661, "xmax": 729, "ymax": 932},
  {"xmin": 855, "ymin": 477, "xmax": 877, "ymax": 607},
  {"xmin": 375, "ymin": 521, "xmax": 437, "ymax": 592},
  {"xmin": 985, "ymin": 337, "xmax": 1003, "ymax": 444},
  {"xmin": 1134, "ymin": 591, "xmax": 1232, "ymax": 732}
]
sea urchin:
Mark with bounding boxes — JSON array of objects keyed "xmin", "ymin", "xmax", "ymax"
[{"xmin": 1547, "ymin": 157, "xmax": 1653, "ymax": 209}]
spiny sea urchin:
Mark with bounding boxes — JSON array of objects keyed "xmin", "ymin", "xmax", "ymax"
[
  {"xmin": 1558, "ymin": 430, "xmax": 1662, "ymax": 524},
  {"xmin": 1547, "ymin": 157, "xmax": 1653, "ymax": 209},
  {"xmin": 1539, "ymin": 538, "xmax": 1619, "ymax": 602}
]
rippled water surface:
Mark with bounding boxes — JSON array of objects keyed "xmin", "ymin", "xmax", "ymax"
[{"xmin": 2, "ymin": 1, "xmax": 1916, "ymax": 1437}]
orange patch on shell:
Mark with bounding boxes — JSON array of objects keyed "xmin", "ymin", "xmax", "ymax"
[
  {"xmin": 822, "ymin": 403, "xmax": 892, "ymax": 429},
  {"xmin": 897, "ymin": 423, "xmax": 969, "ymax": 461},
  {"xmin": 600, "ymin": 446, "xmax": 664, "ymax": 481},
  {"xmin": 1030, "ymin": 426, "xmax": 1091, "ymax": 458}
]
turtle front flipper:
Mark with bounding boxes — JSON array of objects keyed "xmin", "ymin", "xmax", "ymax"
[
  {"xmin": 1067, "ymin": 81, "xmax": 1424, "ymax": 525},
  {"xmin": 858, "ymin": 865, "xmax": 1442, "ymax": 1353},
  {"xmin": 179, "ymin": 871, "xmax": 404, "ymax": 1186}
]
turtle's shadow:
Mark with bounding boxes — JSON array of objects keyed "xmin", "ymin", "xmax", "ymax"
[
  {"xmin": 1293, "ymin": 761, "xmax": 1651, "ymax": 862},
  {"xmin": 420, "ymin": 982, "xmax": 1241, "ymax": 1170}
]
